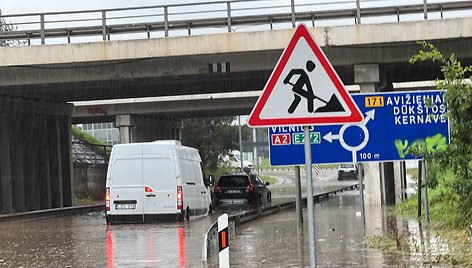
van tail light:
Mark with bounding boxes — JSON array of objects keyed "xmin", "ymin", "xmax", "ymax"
[
  {"xmin": 105, "ymin": 187, "xmax": 110, "ymax": 212},
  {"xmin": 213, "ymin": 185, "xmax": 221, "ymax": 193},
  {"xmin": 177, "ymin": 186, "xmax": 183, "ymax": 210},
  {"xmin": 144, "ymin": 186, "xmax": 153, "ymax": 193}
]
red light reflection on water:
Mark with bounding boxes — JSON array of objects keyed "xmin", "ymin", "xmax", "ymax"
[
  {"xmin": 147, "ymin": 233, "xmax": 155, "ymax": 268},
  {"xmin": 178, "ymin": 226, "xmax": 186, "ymax": 268},
  {"xmin": 106, "ymin": 227, "xmax": 113, "ymax": 268}
]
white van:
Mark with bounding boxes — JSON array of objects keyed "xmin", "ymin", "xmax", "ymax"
[
  {"xmin": 105, "ymin": 140, "xmax": 214, "ymax": 224},
  {"xmin": 221, "ymin": 150, "xmax": 254, "ymax": 171}
]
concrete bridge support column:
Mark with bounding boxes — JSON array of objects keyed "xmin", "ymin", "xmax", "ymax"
[
  {"xmin": 0, "ymin": 115, "xmax": 13, "ymax": 213},
  {"xmin": 11, "ymin": 114, "xmax": 25, "ymax": 212},
  {"xmin": 355, "ymin": 64, "xmax": 383, "ymax": 206},
  {"xmin": 116, "ymin": 114, "xmax": 133, "ymax": 143},
  {"xmin": 0, "ymin": 97, "xmax": 73, "ymax": 213},
  {"xmin": 116, "ymin": 115, "xmax": 182, "ymax": 143}
]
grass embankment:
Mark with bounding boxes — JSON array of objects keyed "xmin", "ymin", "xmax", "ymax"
[
  {"xmin": 386, "ymin": 169, "xmax": 472, "ymax": 266},
  {"xmin": 71, "ymin": 125, "xmax": 112, "ymax": 157}
]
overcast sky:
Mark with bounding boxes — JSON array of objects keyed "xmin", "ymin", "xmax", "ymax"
[{"xmin": 0, "ymin": 0, "xmax": 213, "ymax": 14}]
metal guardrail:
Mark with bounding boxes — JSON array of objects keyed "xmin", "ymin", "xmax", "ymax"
[
  {"xmin": 72, "ymin": 140, "xmax": 111, "ymax": 165},
  {"xmin": 202, "ymin": 183, "xmax": 359, "ymax": 261},
  {"xmin": 1, "ymin": 0, "xmax": 472, "ymax": 45}
]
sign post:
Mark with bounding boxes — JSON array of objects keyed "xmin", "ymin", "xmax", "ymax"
[
  {"xmin": 248, "ymin": 24, "xmax": 363, "ymax": 268},
  {"xmin": 304, "ymin": 126, "xmax": 317, "ymax": 266}
]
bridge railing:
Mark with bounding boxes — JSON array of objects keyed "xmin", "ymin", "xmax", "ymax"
[{"xmin": 1, "ymin": 0, "xmax": 472, "ymax": 45}]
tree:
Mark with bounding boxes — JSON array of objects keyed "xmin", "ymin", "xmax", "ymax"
[
  {"xmin": 181, "ymin": 116, "xmax": 249, "ymax": 171},
  {"xmin": 410, "ymin": 42, "xmax": 472, "ymax": 220},
  {"xmin": 0, "ymin": 10, "xmax": 24, "ymax": 47}
]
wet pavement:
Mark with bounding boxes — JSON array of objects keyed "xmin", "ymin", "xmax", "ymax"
[
  {"xmin": 0, "ymin": 170, "xmax": 455, "ymax": 267},
  {"xmin": 228, "ymin": 190, "xmax": 457, "ymax": 267}
]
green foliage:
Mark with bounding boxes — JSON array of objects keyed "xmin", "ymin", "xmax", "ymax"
[
  {"xmin": 410, "ymin": 42, "xmax": 472, "ymax": 223},
  {"xmin": 260, "ymin": 175, "xmax": 278, "ymax": 185},
  {"xmin": 72, "ymin": 125, "xmax": 105, "ymax": 145},
  {"xmin": 71, "ymin": 125, "xmax": 111, "ymax": 157},
  {"xmin": 397, "ymin": 170, "xmax": 465, "ymax": 228},
  {"xmin": 181, "ymin": 117, "xmax": 248, "ymax": 170}
]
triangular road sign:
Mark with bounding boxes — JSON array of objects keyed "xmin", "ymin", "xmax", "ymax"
[{"xmin": 248, "ymin": 24, "xmax": 363, "ymax": 127}]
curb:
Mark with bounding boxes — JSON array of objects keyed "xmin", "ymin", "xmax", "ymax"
[{"xmin": 0, "ymin": 203, "xmax": 105, "ymax": 222}]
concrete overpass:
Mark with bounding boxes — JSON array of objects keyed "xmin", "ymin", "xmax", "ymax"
[
  {"xmin": 1, "ymin": 17, "xmax": 472, "ymax": 103},
  {"xmin": 1, "ymin": 12, "xmax": 472, "ymax": 213}
]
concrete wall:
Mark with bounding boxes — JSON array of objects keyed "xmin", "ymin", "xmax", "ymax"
[
  {"xmin": 0, "ymin": 97, "xmax": 73, "ymax": 213},
  {"xmin": 73, "ymin": 164, "xmax": 107, "ymax": 200}
]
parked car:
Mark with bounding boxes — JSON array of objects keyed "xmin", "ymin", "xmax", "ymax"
[
  {"xmin": 337, "ymin": 163, "xmax": 358, "ymax": 180},
  {"xmin": 213, "ymin": 173, "xmax": 271, "ymax": 205}
]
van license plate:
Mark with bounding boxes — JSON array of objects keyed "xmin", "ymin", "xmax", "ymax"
[{"xmin": 116, "ymin": 203, "xmax": 136, "ymax": 210}]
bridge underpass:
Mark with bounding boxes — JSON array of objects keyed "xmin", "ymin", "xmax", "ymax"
[
  {"xmin": 1, "ymin": 17, "xmax": 471, "ymax": 213},
  {"xmin": 0, "ymin": 97, "xmax": 72, "ymax": 213}
]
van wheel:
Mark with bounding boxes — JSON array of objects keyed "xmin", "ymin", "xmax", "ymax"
[
  {"xmin": 177, "ymin": 213, "xmax": 184, "ymax": 222},
  {"xmin": 185, "ymin": 208, "xmax": 190, "ymax": 221}
]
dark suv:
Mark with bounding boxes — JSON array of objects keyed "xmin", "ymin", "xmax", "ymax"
[{"xmin": 213, "ymin": 173, "xmax": 271, "ymax": 204}]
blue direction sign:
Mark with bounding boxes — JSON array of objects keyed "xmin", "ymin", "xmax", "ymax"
[{"xmin": 269, "ymin": 90, "xmax": 449, "ymax": 165}]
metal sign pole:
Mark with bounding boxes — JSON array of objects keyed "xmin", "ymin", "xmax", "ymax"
[
  {"xmin": 304, "ymin": 126, "xmax": 317, "ymax": 268},
  {"xmin": 238, "ymin": 116, "xmax": 244, "ymax": 173},
  {"xmin": 294, "ymin": 166, "xmax": 303, "ymax": 231},
  {"xmin": 357, "ymin": 163, "xmax": 366, "ymax": 235},
  {"xmin": 423, "ymin": 160, "xmax": 430, "ymax": 224}
]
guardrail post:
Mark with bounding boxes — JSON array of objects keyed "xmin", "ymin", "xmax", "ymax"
[
  {"xmin": 40, "ymin": 14, "xmax": 45, "ymax": 45},
  {"xmin": 291, "ymin": 0, "xmax": 296, "ymax": 28},
  {"xmin": 356, "ymin": 0, "xmax": 361, "ymax": 25},
  {"xmin": 164, "ymin": 6, "xmax": 169, "ymax": 37},
  {"xmin": 227, "ymin": 2, "xmax": 232, "ymax": 32},
  {"xmin": 423, "ymin": 0, "xmax": 428, "ymax": 19},
  {"xmin": 101, "ymin": 11, "xmax": 107, "ymax": 41}
]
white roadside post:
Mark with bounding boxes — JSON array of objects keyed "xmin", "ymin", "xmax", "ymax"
[{"xmin": 218, "ymin": 213, "xmax": 229, "ymax": 268}]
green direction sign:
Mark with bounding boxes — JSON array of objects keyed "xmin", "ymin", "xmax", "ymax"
[{"xmin": 292, "ymin": 132, "xmax": 321, "ymax": 144}]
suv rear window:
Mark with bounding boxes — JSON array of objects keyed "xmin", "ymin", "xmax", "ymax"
[{"xmin": 218, "ymin": 175, "xmax": 249, "ymax": 187}]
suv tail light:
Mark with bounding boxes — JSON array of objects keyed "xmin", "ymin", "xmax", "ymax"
[
  {"xmin": 177, "ymin": 186, "xmax": 183, "ymax": 210},
  {"xmin": 105, "ymin": 187, "xmax": 110, "ymax": 212},
  {"xmin": 245, "ymin": 175, "xmax": 255, "ymax": 192}
]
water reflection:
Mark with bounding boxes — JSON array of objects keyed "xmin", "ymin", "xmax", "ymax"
[
  {"xmin": 106, "ymin": 227, "xmax": 113, "ymax": 268},
  {"xmin": 104, "ymin": 223, "xmax": 194, "ymax": 267},
  {"xmin": 229, "ymin": 193, "xmax": 455, "ymax": 267},
  {"xmin": 178, "ymin": 227, "xmax": 186, "ymax": 268}
]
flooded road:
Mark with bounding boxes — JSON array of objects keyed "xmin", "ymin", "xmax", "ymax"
[
  {"xmin": 0, "ymin": 169, "xmax": 447, "ymax": 267},
  {"xmin": 0, "ymin": 211, "xmax": 222, "ymax": 267},
  {"xmin": 230, "ymin": 191, "xmax": 455, "ymax": 267}
]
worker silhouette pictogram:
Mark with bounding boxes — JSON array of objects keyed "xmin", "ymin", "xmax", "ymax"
[{"xmin": 283, "ymin": 60, "xmax": 317, "ymax": 114}]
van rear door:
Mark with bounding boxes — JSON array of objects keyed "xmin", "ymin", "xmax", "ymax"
[
  {"xmin": 110, "ymin": 145, "xmax": 144, "ymax": 217},
  {"xmin": 142, "ymin": 157, "xmax": 176, "ymax": 215}
]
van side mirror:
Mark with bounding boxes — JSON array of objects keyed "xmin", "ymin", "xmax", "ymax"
[
  {"xmin": 207, "ymin": 175, "xmax": 215, "ymax": 187},
  {"xmin": 265, "ymin": 182, "xmax": 270, "ymax": 186}
]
